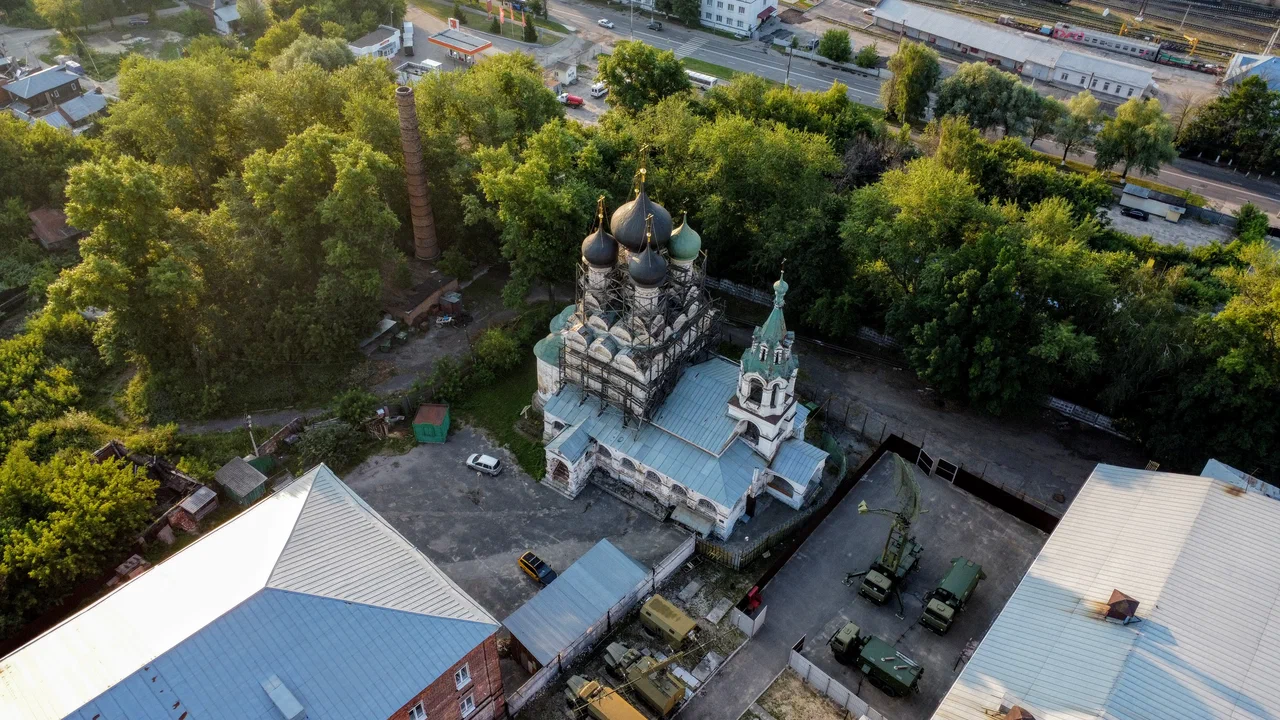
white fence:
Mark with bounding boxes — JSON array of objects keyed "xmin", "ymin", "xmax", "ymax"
[
  {"xmin": 505, "ymin": 536, "xmax": 697, "ymax": 714},
  {"xmin": 729, "ymin": 605, "xmax": 767, "ymax": 637},
  {"xmin": 788, "ymin": 647, "xmax": 889, "ymax": 720}
]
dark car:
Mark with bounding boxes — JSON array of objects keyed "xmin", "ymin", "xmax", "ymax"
[
  {"xmin": 1120, "ymin": 207, "xmax": 1149, "ymax": 221},
  {"xmin": 128, "ymin": 16, "xmax": 149, "ymax": 26},
  {"xmin": 647, "ymin": 20, "xmax": 663, "ymax": 30},
  {"xmin": 518, "ymin": 551, "xmax": 557, "ymax": 586}
]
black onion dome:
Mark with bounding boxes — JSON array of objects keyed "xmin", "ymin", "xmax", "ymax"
[
  {"xmin": 610, "ymin": 183, "xmax": 672, "ymax": 252},
  {"xmin": 628, "ymin": 237, "xmax": 668, "ymax": 288},
  {"xmin": 581, "ymin": 224, "xmax": 618, "ymax": 268}
]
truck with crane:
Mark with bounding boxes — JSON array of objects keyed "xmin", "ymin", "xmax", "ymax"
[
  {"xmin": 828, "ymin": 622, "xmax": 924, "ymax": 697},
  {"xmin": 844, "ymin": 455, "xmax": 924, "ymax": 614},
  {"xmin": 919, "ymin": 556, "xmax": 986, "ymax": 635},
  {"xmin": 565, "ymin": 676, "xmax": 647, "ymax": 720}
]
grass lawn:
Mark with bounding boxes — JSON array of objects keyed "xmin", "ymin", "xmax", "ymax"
[
  {"xmin": 411, "ymin": 0, "xmax": 561, "ymax": 45},
  {"xmin": 452, "ymin": 354, "xmax": 545, "ymax": 478},
  {"xmin": 683, "ymin": 57, "xmax": 781, "ymax": 87}
]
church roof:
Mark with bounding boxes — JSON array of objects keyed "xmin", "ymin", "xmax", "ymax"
[
  {"xmin": 544, "ymin": 358, "xmax": 826, "ymax": 507},
  {"xmin": 743, "ymin": 273, "xmax": 799, "ymax": 380}
]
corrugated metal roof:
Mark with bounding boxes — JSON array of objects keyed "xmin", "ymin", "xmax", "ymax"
[
  {"xmin": 931, "ymin": 463, "xmax": 1280, "ymax": 720},
  {"xmin": 0, "ymin": 464, "xmax": 497, "ymax": 720},
  {"xmin": 650, "ymin": 358, "xmax": 741, "ymax": 454},
  {"xmin": 1, "ymin": 67, "xmax": 79, "ymax": 99},
  {"xmin": 215, "ymin": 456, "xmax": 267, "ymax": 496},
  {"xmin": 56, "ymin": 93, "xmax": 105, "ymax": 122},
  {"xmin": 502, "ymin": 539, "xmax": 648, "ymax": 666},
  {"xmin": 67, "ymin": 590, "xmax": 497, "ymax": 720},
  {"xmin": 548, "ymin": 423, "xmax": 591, "ymax": 461}
]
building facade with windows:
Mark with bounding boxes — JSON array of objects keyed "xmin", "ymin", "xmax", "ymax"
[
  {"xmin": 697, "ymin": 0, "xmax": 777, "ymax": 37},
  {"xmin": 0, "ymin": 464, "xmax": 505, "ymax": 720},
  {"xmin": 534, "ymin": 174, "xmax": 828, "ymax": 540}
]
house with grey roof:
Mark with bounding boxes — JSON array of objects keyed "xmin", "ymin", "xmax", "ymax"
[
  {"xmin": 215, "ymin": 455, "xmax": 269, "ymax": 504},
  {"xmin": 0, "ymin": 464, "xmax": 506, "ymax": 720},
  {"xmin": 1, "ymin": 65, "xmax": 82, "ymax": 110},
  {"xmin": 535, "ymin": 181, "xmax": 828, "ymax": 540}
]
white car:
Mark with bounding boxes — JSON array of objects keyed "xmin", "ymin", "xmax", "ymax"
[
  {"xmin": 590, "ymin": 82, "xmax": 608, "ymax": 98},
  {"xmin": 466, "ymin": 453, "xmax": 503, "ymax": 476},
  {"xmin": 597, "ymin": 18, "xmax": 615, "ymax": 28}
]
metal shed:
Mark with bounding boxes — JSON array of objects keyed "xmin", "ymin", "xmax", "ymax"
[
  {"xmin": 413, "ymin": 404, "xmax": 450, "ymax": 443},
  {"xmin": 502, "ymin": 539, "xmax": 649, "ymax": 673},
  {"xmin": 215, "ymin": 456, "xmax": 269, "ymax": 505}
]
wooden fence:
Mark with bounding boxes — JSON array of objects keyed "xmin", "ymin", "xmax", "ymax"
[{"xmin": 505, "ymin": 535, "xmax": 697, "ymax": 714}]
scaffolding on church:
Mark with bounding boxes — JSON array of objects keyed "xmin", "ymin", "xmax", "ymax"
[{"xmin": 559, "ymin": 251, "xmax": 722, "ymax": 426}]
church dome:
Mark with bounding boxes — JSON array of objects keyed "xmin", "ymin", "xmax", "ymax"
[
  {"xmin": 581, "ymin": 225, "xmax": 618, "ymax": 268},
  {"xmin": 628, "ymin": 237, "xmax": 668, "ymax": 288},
  {"xmin": 669, "ymin": 213, "xmax": 701, "ymax": 262},
  {"xmin": 610, "ymin": 170, "xmax": 672, "ymax": 252}
]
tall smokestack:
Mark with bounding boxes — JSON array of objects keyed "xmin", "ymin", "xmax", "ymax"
[{"xmin": 396, "ymin": 85, "xmax": 439, "ymax": 261}]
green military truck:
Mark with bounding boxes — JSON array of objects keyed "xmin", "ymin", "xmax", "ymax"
[
  {"xmin": 858, "ymin": 528, "xmax": 924, "ymax": 605},
  {"xmin": 920, "ymin": 556, "xmax": 986, "ymax": 635},
  {"xmin": 828, "ymin": 622, "xmax": 924, "ymax": 697}
]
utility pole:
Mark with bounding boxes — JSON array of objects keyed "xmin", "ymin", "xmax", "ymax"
[
  {"xmin": 1178, "ymin": 4, "xmax": 1189, "ymax": 32},
  {"xmin": 630, "ymin": 0, "xmax": 634, "ymax": 37},
  {"xmin": 1265, "ymin": 22, "xmax": 1279, "ymax": 55},
  {"xmin": 784, "ymin": 46, "xmax": 793, "ymax": 88},
  {"xmin": 247, "ymin": 414, "xmax": 259, "ymax": 457}
]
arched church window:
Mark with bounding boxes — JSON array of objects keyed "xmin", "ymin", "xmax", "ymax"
[
  {"xmin": 696, "ymin": 498, "xmax": 718, "ymax": 515},
  {"xmin": 645, "ymin": 470, "xmax": 662, "ymax": 486},
  {"xmin": 759, "ymin": 345, "xmax": 768, "ymax": 362},
  {"xmin": 774, "ymin": 348, "xmax": 783, "ymax": 364},
  {"xmin": 596, "ymin": 446, "xmax": 612, "ymax": 460},
  {"xmin": 742, "ymin": 422, "xmax": 760, "ymax": 444},
  {"xmin": 670, "ymin": 484, "xmax": 687, "ymax": 496},
  {"xmin": 621, "ymin": 458, "xmax": 637, "ymax": 472},
  {"xmin": 770, "ymin": 385, "xmax": 778, "ymax": 407},
  {"xmin": 748, "ymin": 380, "xmax": 763, "ymax": 404}
]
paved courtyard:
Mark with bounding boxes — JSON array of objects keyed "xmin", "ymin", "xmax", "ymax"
[
  {"xmin": 678, "ymin": 452, "xmax": 1048, "ymax": 720},
  {"xmin": 343, "ymin": 425, "xmax": 690, "ymax": 620},
  {"xmin": 1104, "ymin": 206, "xmax": 1234, "ymax": 248}
]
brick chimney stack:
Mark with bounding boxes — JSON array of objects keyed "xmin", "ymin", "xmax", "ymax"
[{"xmin": 395, "ymin": 85, "xmax": 439, "ymax": 261}]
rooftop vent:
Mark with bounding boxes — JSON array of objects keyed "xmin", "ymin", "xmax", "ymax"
[
  {"xmin": 1005, "ymin": 707, "xmax": 1036, "ymax": 720},
  {"xmin": 261, "ymin": 675, "xmax": 306, "ymax": 720},
  {"xmin": 1105, "ymin": 589, "xmax": 1141, "ymax": 625}
]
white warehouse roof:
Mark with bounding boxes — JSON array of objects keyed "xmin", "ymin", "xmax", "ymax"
[
  {"xmin": 872, "ymin": 0, "xmax": 1152, "ymax": 91},
  {"xmin": 931, "ymin": 462, "xmax": 1280, "ymax": 720}
]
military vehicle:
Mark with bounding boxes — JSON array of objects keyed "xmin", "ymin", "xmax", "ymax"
[
  {"xmin": 828, "ymin": 622, "xmax": 924, "ymax": 697},
  {"xmin": 601, "ymin": 642, "xmax": 689, "ymax": 717},
  {"xmin": 565, "ymin": 676, "xmax": 646, "ymax": 720},
  {"xmin": 640, "ymin": 594, "xmax": 696, "ymax": 649},
  {"xmin": 845, "ymin": 455, "xmax": 925, "ymax": 614},
  {"xmin": 920, "ymin": 556, "xmax": 986, "ymax": 634}
]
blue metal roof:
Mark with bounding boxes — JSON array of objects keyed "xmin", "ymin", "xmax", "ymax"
[
  {"xmin": 2, "ymin": 67, "xmax": 79, "ymax": 99},
  {"xmin": 502, "ymin": 540, "xmax": 648, "ymax": 666},
  {"xmin": 57, "ymin": 93, "xmax": 105, "ymax": 122},
  {"xmin": 771, "ymin": 439, "xmax": 827, "ymax": 489},
  {"xmin": 649, "ymin": 358, "xmax": 740, "ymax": 454},
  {"xmin": 70, "ymin": 589, "xmax": 498, "ymax": 720},
  {"xmin": 547, "ymin": 423, "xmax": 590, "ymax": 461}
]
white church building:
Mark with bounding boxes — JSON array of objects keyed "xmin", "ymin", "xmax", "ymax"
[{"xmin": 532, "ymin": 170, "xmax": 828, "ymax": 540}]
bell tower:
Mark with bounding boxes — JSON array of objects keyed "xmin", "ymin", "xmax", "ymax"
[{"xmin": 728, "ymin": 271, "xmax": 800, "ymax": 461}]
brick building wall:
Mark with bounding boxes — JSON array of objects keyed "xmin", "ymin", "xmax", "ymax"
[{"xmin": 388, "ymin": 634, "xmax": 506, "ymax": 720}]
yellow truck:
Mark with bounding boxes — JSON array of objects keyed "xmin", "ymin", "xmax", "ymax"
[
  {"xmin": 565, "ymin": 676, "xmax": 647, "ymax": 720},
  {"xmin": 640, "ymin": 594, "xmax": 696, "ymax": 649}
]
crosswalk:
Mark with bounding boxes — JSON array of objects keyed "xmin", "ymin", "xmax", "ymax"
[{"xmin": 673, "ymin": 37, "xmax": 708, "ymax": 59}]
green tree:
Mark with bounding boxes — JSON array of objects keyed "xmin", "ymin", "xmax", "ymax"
[
  {"xmin": 0, "ymin": 446, "xmax": 157, "ymax": 635},
  {"xmin": 934, "ymin": 62, "xmax": 1041, "ymax": 136},
  {"xmin": 596, "ymin": 40, "xmax": 690, "ymax": 113},
  {"xmin": 270, "ymin": 33, "xmax": 356, "ymax": 71},
  {"xmin": 238, "ymin": 0, "xmax": 270, "ymax": 38},
  {"xmin": 332, "ymin": 388, "xmax": 378, "ymax": 425},
  {"xmin": 817, "ymin": 29, "xmax": 852, "ymax": 64},
  {"xmin": 880, "ymin": 41, "xmax": 940, "ymax": 126},
  {"xmin": 1027, "ymin": 96, "xmax": 1066, "ymax": 149},
  {"xmin": 522, "ymin": 16, "xmax": 537, "ymax": 42},
  {"xmin": 701, "ymin": 74, "xmax": 877, "ymax": 152},
  {"xmin": 453, "ymin": 2, "xmax": 467, "ymax": 24},
  {"xmin": 1234, "ymin": 203, "xmax": 1271, "ymax": 243},
  {"xmin": 854, "ymin": 43, "xmax": 878, "ymax": 69},
  {"xmin": 489, "ymin": 15, "xmax": 500, "ymax": 33},
  {"xmin": 475, "ymin": 327, "xmax": 521, "ymax": 372},
  {"xmin": 1053, "ymin": 90, "xmax": 1103, "ymax": 163},
  {"xmin": 252, "ymin": 8, "xmax": 310, "ymax": 64},
  {"xmin": 669, "ymin": 0, "xmax": 701, "ymax": 26},
  {"xmin": 1178, "ymin": 75, "xmax": 1280, "ymax": 173},
  {"xmin": 1094, "ymin": 97, "xmax": 1176, "ymax": 180},
  {"xmin": 34, "ymin": 0, "xmax": 81, "ymax": 36}
]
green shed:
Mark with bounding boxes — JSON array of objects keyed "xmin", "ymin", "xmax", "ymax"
[
  {"xmin": 413, "ymin": 403, "xmax": 450, "ymax": 443},
  {"xmin": 215, "ymin": 456, "xmax": 269, "ymax": 505}
]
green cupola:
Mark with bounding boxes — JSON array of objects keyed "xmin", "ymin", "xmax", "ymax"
[{"xmin": 669, "ymin": 212, "xmax": 702, "ymax": 263}]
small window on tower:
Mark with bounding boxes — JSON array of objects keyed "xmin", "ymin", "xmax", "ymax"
[
  {"xmin": 774, "ymin": 349, "xmax": 782, "ymax": 364},
  {"xmin": 770, "ymin": 385, "xmax": 778, "ymax": 406},
  {"xmin": 759, "ymin": 346, "xmax": 767, "ymax": 362},
  {"xmin": 748, "ymin": 380, "xmax": 763, "ymax": 404}
]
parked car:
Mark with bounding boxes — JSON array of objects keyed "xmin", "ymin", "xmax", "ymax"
[
  {"xmin": 128, "ymin": 16, "xmax": 149, "ymax": 25},
  {"xmin": 518, "ymin": 551, "xmax": 557, "ymax": 586},
  {"xmin": 466, "ymin": 453, "xmax": 503, "ymax": 476},
  {"xmin": 1120, "ymin": 207, "xmax": 1150, "ymax": 221},
  {"xmin": 590, "ymin": 82, "xmax": 608, "ymax": 98},
  {"xmin": 597, "ymin": 18, "xmax": 615, "ymax": 28},
  {"xmin": 558, "ymin": 92, "xmax": 584, "ymax": 107},
  {"xmin": 647, "ymin": 20, "xmax": 663, "ymax": 30}
]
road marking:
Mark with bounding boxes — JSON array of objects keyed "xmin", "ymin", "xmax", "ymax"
[{"xmin": 673, "ymin": 37, "xmax": 708, "ymax": 59}]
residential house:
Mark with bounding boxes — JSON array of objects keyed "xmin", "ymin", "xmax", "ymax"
[
  {"xmin": 1, "ymin": 65, "xmax": 82, "ymax": 112},
  {"xmin": 0, "ymin": 464, "xmax": 505, "ymax": 720},
  {"xmin": 27, "ymin": 207, "xmax": 85, "ymax": 251},
  {"xmin": 696, "ymin": 0, "xmax": 778, "ymax": 37},
  {"xmin": 553, "ymin": 61, "xmax": 577, "ymax": 86}
]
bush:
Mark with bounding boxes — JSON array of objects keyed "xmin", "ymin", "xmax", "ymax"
[
  {"xmin": 854, "ymin": 43, "xmax": 878, "ymax": 69},
  {"xmin": 438, "ymin": 247, "xmax": 475, "ymax": 281},
  {"xmin": 522, "ymin": 18, "xmax": 538, "ymax": 42},
  {"xmin": 427, "ymin": 356, "xmax": 466, "ymax": 403},
  {"xmin": 167, "ymin": 8, "xmax": 213, "ymax": 37},
  {"xmin": 475, "ymin": 328, "xmax": 521, "ymax": 373},
  {"xmin": 817, "ymin": 29, "xmax": 851, "ymax": 64},
  {"xmin": 489, "ymin": 16, "xmax": 501, "ymax": 34},
  {"xmin": 332, "ymin": 388, "xmax": 378, "ymax": 426},
  {"xmin": 453, "ymin": 2, "xmax": 467, "ymax": 24},
  {"xmin": 296, "ymin": 421, "xmax": 367, "ymax": 470}
]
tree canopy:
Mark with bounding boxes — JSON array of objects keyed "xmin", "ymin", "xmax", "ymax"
[
  {"xmin": 596, "ymin": 40, "xmax": 692, "ymax": 113},
  {"xmin": 880, "ymin": 41, "xmax": 940, "ymax": 126},
  {"xmin": 1094, "ymin": 97, "xmax": 1177, "ymax": 180},
  {"xmin": 934, "ymin": 62, "xmax": 1042, "ymax": 136},
  {"xmin": 817, "ymin": 29, "xmax": 852, "ymax": 64},
  {"xmin": 1178, "ymin": 75, "xmax": 1280, "ymax": 174}
]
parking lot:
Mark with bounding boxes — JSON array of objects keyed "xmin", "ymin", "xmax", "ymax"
[
  {"xmin": 343, "ymin": 425, "xmax": 690, "ymax": 620},
  {"xmin": 1104, "ymin": 206, "xmax": 1234, "ymax": 248},
  {"xmin": 679, "ymin": 452, "xmax": 1047, "ymax": 720}
]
